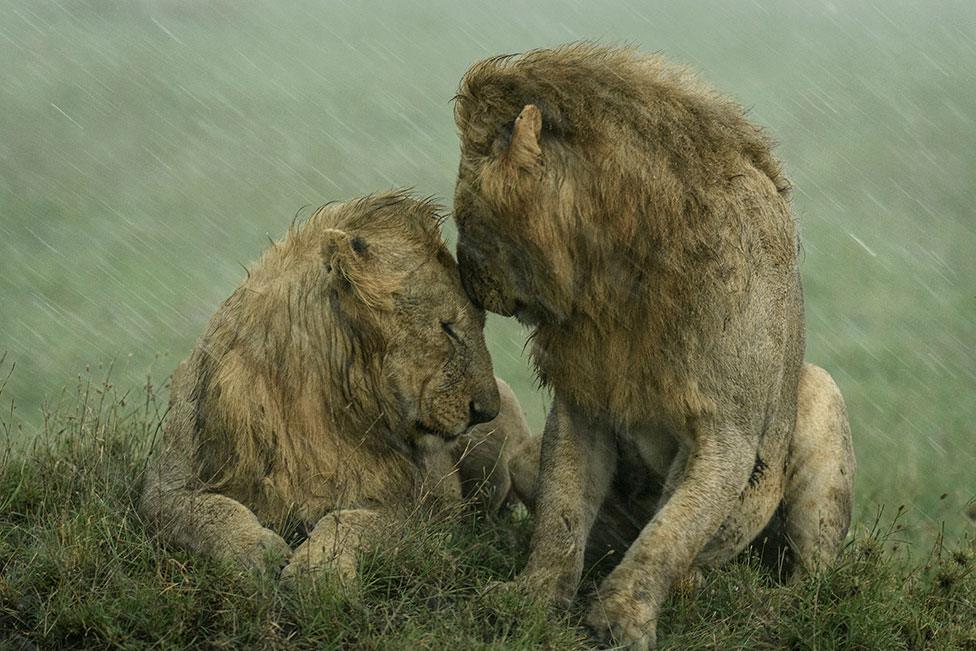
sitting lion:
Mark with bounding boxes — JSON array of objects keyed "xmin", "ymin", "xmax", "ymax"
[
  {"xmin": 452, "ymin": 44, "xmax": 855, "ymax": 648},
  {"xmin": 140, "ymin": 192, "xmax": 535, "ymax": 582}
]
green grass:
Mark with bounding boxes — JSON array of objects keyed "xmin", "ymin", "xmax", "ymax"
[{"xmin": 1, "ymin": 371, "xmax": 973, "ymax": 649}]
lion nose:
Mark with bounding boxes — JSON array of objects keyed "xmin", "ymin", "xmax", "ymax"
[{"xmin": 468, "ymin": 399, "xmax": 498, "ymax": 426}]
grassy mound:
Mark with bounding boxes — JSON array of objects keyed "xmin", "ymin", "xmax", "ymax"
[{"xmin": 1, "ymin": 373, "xmax": 972, "ymax": 649}]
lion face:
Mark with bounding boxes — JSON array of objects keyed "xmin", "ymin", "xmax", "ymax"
[
  {"xmin": 313, "ymin": 195, "xmax": 500, "ymax": 446},
  {"xmin": 453, "ymin": 103, "xmax": 576, "ymax": 327},
  {"xmin": 453, "ymin": 205, "xmax": 523, "ymax": 319},
  {"xmin": 381, "ymin": 247, "xmax": 501, "ymax": 443}
]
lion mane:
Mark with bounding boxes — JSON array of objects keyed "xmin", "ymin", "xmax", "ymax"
[{"xmin": 189, "ymin": 195, "xmax": 439, "ymax": 521}]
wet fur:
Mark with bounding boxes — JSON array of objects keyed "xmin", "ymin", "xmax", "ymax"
[{"xmin": 453, "ymin": 44, "xmax": 855, "ymax": 648}]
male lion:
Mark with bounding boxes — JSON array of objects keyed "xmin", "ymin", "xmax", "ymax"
[
  {"xmin": 452, "ymin": 44, "xmax": 855, "ymax": 648},
  {"xmin": 141, "ymin": 192, "xmax": 535, "ymax": 582}
]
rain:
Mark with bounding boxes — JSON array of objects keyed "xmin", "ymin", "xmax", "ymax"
[{"xmin": 1, "ymin": 0, "xmax": 974, "ymax": 550}]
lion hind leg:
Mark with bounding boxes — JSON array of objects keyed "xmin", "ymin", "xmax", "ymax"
[
  {"xmin": 280, "ymin": 508, "xmax": 382, "ymax": 584},
  {"xmin": 780, "ymin": 364, "xmax": 856, "ymax": 574}
]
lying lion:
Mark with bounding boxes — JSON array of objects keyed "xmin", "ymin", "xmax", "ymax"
[
  {"xmin": 453, "ymin": 44, "xmax": 855, "ymax": 648},
  {"xmin": 141, "ymin": 192, "xmax": 535, "ymax": 582}
]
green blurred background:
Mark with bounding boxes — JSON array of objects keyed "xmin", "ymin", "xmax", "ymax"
[{"xmin": 1, "ymin": 0, "xmax": 973, "ymax": 543}]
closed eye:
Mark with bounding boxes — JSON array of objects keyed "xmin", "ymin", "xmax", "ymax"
[{"xmin": 441, "ymin": 321, "xmax": 461, "ymax": 344}]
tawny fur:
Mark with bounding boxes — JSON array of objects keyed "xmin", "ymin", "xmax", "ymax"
[
  {"xmin": 452, "ymin": 43, "xmax": 855, "ymax": 649},
  {"xmin": 141, "ymin": 192, "xmax": 535, "ymax": 580}
]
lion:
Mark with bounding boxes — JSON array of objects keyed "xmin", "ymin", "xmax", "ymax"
[
  {"xmin": 140, "ymin": 191, "xmax": 536, "ymax": 583},
  {"xmin": 452, "ymin": 44, "xmax": 855, "ymax": 648}
]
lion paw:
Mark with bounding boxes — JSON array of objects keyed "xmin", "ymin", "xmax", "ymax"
[
  {"xmin": 585, "ymin": 590, "xmax": 657, "ymax": 650},
  {"xmin": 236, "ymin": 528, "xmax": 292, "ymax": 576},
  {"xmin": 280, "ymin": 538, "xmax": 358, "ymax": 586}
]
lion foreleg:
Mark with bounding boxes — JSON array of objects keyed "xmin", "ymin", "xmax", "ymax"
[
  {"xmin": 280, "ymin": 508, "xmax": 383, "ymax": 585},
  {"xmin": 144, "ymin": 484, "xmax": 293, "ymax": 573},
  {"xmin": 519, "ymin": 398, "xmax": 616, "ymax": 607},
  {"xmin": 586, "ymin": 427, "xmax": 758, "ymax": 649}
]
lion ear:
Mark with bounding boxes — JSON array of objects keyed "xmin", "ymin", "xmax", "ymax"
[
  {"xmin": 506, "ymin": 104, "xmax": 542, "ymax": 169},
  {"xmin": 322, "ymin": 228, "xmax": 358, "ymax": 275},
  {"xmin": 322, "ymin": 229, "xmax": 391, "ymax": 311}
]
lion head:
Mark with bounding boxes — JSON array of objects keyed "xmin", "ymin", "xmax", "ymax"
[
  {"xmin": 297, "ymin": 193, "xmax": 500, "ymax": 444},
  {"xmin": 197, "ymin": 192, "xmax": 500, "ymax": 482},
  {"xmin": 452, "ymin": 44, "xmax": 790, "ymax": 329}
]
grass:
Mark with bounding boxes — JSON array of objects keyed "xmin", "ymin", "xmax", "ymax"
[{"xmin": 1, "ymin": 365, "xmax": 974, "ymax": 650}]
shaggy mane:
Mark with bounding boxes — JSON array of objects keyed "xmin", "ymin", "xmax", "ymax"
[
  {"xmin": 188, "ymin": 191, "xmax": 446, "ymax": 509},
  {"xmin": 454, "ymin": 44, "xmax": 797, "ymax": 424}
]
